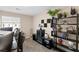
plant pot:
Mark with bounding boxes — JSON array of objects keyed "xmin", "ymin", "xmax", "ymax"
[
  {"xmin": 71, "ymin": 7, "xmax": 77, "ymax": 15},
  {"xmin": 63, "ymin": 14, "xmax": 67, "ymax": 18},
  {"xmin": 52, "ymin": 17, "xmax": 55, "ymax": 19},
  {"xmin": 57, "ymin": 13, "xmax": 63, "ymax": 19}
]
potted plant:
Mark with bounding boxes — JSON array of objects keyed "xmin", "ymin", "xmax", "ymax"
[
  {"xmin": 63, "ymin": 12, "xmax": 67, "ymax": 18},
  {"xmin": 57, "ymin": 13, "xmax": 63, "ymax": 19},
  {"xmin": 48, "ymin": 9, "xmax": 61, "ymax": 17},
  {"xmin": 57, "ymin": 12, "xmax": 68, "ymax": 19}
]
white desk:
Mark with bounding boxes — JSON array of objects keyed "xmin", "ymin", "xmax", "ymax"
[{"xmin": 0, "ymin": 31, "xmax": 13, "ymax": 51}]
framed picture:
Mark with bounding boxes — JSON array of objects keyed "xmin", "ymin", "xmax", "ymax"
[
  {"xmin": 44, "ymin": 23, "xmax": 47, "ymax": 27},
  {"xmin": 47, "ymin": 19, "xmax": 51, "ymax": 23},
  {"xmin": 41, "ymin": 20, "xmax": 44, "ymax": 23}
]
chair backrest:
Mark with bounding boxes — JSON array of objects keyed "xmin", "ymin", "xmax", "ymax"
[
  {"xmin": 0, "ymin": 27, "xmax": 13, "ymax": 31},
  {"xmin": 13, "ymin": 28, "xmax": 20, "ymax": 41},
  {"xmin": 17, "ymin": 32, "xmax": 25, "ymax": 52}
]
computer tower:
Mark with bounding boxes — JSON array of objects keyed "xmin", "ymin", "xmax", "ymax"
[{"xmin": 37, "ymin": 29, "xmax": 45, "ymax": 44}]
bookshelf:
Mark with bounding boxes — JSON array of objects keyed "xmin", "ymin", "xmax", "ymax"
[{"xmin": 51, "ymin": 14, "xmax": 79, "ymax": 52}]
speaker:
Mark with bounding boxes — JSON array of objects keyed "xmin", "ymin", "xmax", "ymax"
[{"xmin": 33, "ymin": 34, "xmax": 36, "ymax": 40}]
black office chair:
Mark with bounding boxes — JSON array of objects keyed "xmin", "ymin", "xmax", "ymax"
[
  {"xmin": 17, "ymin": 32, "xmax": 25, "ymax": 52},
  {"xmin": 13, "ymin": 28, "xmax": 20, "ymax": 51},
  {"xmin": 13, "ymin": 28, "xmax": 25, "ymax": 52}
]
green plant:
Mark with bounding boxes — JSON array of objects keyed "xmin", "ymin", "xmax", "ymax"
[
  {"xmin": 57, "ymin": 13, "xmax": 63, "ymax": 18},
  {"xmin": 64, "ymin": 12, "xmax": 67, "ymax": 15},
  {"xmin": 63, "ymin": 12, "xmax": 68, "ymax": 17},
  {"xmin": 48, "ymin": 9, "xmax": 61, "ymax": 16}
]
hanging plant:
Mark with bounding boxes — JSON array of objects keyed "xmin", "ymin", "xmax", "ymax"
[{"xmin": 47, "ymin": 9, "xmax": 61, "ymax": 16}]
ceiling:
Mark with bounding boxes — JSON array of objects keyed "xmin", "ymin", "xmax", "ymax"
[{"xmin": 0, "ymin": 6, "xmax": 55, "ymax": 16}]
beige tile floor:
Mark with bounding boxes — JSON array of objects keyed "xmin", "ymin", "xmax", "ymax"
[{"xmin": 23, "ymin": 38, "xmax": 59, "ymax": 52}]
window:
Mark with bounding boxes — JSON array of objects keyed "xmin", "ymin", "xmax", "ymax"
[{"xmin": 1, "ymin": 16, "xmax": 21, "ymax": 30}]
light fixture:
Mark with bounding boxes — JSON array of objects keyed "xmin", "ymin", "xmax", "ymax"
[{"xmin": 16, "ymin": 8, "xmax": 21, "ymax": 11}]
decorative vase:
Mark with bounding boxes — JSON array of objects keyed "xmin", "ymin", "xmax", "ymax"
[
  {"xmin": 57, "ymin": 13, "xmax": 63, "ymax": 19},
  {"xmin": 57, "ymin": 39, "xmax": 63, "ymax": 45},
  {"xmin": 71, "ymin": 7, "xmax": 77, "ymax": 15}
]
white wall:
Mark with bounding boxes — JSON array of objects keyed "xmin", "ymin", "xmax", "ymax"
[
  {"xmin": 33, "ymin": 9, "xmax": 51, "ymax": 35},
  {"xmin": 33, "ymin": 6, "xmax": 79, "ymax": 37},
  {"xmin": 0, "ymin": 16, "xmax": 2, "ymax": 28},
  {"xmin": 0, "ymin": 11, "xmax": 33, "ymax": 39}
]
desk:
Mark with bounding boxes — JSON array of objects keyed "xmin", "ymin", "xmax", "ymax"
[{"xmin": 0, "ymin": 31, "xmax": 13, "ymax": 52}]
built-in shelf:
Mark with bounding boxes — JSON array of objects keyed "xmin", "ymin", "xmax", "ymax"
[
  {"xmin": 51, "ymin": 14, "xmax": 79, "ymax": 52},
  {"xmin": 56, "ymin": 24, "xmax": 77, "ymax": 25},
  {"xmin": 57, "ymin": 31, "xmax": 77, "ymax": 35},
  {"xmin": 52, "ymin": 35, "xmax": 77, "ymax": 42},
  {"xmin": 57, "ymin": 44, "xmax": 76, "ymax": 51},
  {"xmin": 52, "ymin": 40, "xmax": 76, "ymax": 51},
  {"xmin": 58, "ymin": 16, "xmax": 77, "ymax": 19}
]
